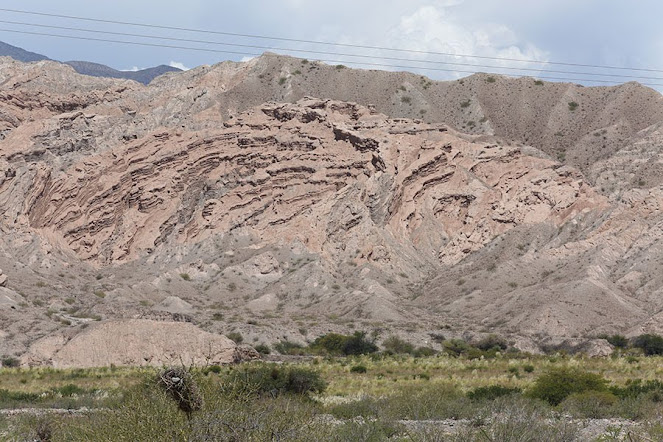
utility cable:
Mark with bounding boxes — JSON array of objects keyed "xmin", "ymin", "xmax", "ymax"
[
  {"xmin": 1, "ymin": 7, "xmax": 662, "ymax": 74},
  {"xmin": 1, "ymin": 19, "xmax": 662, "ymax": 82},
  {"xmin": 1, "ymin": 28, "xmax": 662, "ymax": 87}
]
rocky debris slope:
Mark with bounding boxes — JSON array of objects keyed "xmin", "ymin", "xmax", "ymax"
[
  {"xmin": 21, "ymin": 319, "xmax": 258, "ymax": 368},
  {"xmin": 0, "ymin": 56, "xmax": 663, "ymax": 362}
]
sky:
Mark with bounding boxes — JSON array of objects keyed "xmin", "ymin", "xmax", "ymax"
[{"xmin": 1, "ymin": 0, "xmax": 662, "ymax": 90}]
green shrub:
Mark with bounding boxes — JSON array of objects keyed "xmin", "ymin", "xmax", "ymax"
[
  {"xmin": 179, "ymin": 273, "xmax": 191, "ymax": 281},
  {"xmin": 310, "ymin": 333, "xmax": 348, "ymax": 355},
  {"xmin": 273, "ymin": 340, "xmax": 307, "ymax": 355},
  {"xmin": 568, "ymin": 101, "xmax": 579, "ymax": 111},
  {"xmin": 486, "ymin": 76, "xmax": 496, "ymax": 83},
  {"xmin": 54, "ymin": 384, "xmax": 86, "ymax": 397},
  {"xmin": 467, "ymin": 385, "xmax": 521, "ymax": 401},
  {"xmin": 382, "ymin": 336, "xmax": 414, "ymax": 354},
  {"xmin": 559, "ymin": 391, "xmax": 618, "ymax": 418},
  {"xmin": 0, "ymin": 389, "xmax": 40, "ymax": 406},
  {"xmin": 254, "ymin": 344, "xmax": 271, "ymax": 355},
  {"xmin": 604, "ymin": 334, "xmax": 628, "ymax": 348},
  {"xmin": 204, "ymin": 365, "xmax": 222, "ymax": 375},
  {"xmin": 475, "ymin": 334, "xmax": 508, "ymax": 351},
  {"xmin": 226, "ymin": 332, "xmax": 243, "ymax": 344},
  {"xmin": 611, "ymin": 379, "xmax": 663, "ymax": 399},
  {"xmin": 523, "ymin": 364, "xmax": 535, "ymax": 373},
  {"xmin": 534, "ymin": 79, "xmax": 544, "ymax": 86},
  {"xmin": 528, "ymin": 367, "xmax": 608, "ymax": 405},
  {"xmin": 443, "ymin": 339, "xmax": 471, "ymax": 357},
  {"xmin": 632, "ymin": 334, "xmax": 663, "ymax": 355},
  {"xmin": 328, "ymin": 395, "xmax": 381, "ymax": 419},
  {"xmin": 350, "ymin": 365, "xmax": 367, "ymax": 374},
  {"xmin": 310, "ymin": 332, "xmax": 378, "ymax": 356},
  {"xmin": 412, "ymin": 347, "xmax": 437, "ymax": 358},
  {"xmin": 1, "ymin": 356, "xmax": 19, "ymax": 368},
  {"xmin": 223, "ymin": 365, "xmax": 326, "ymax": 397}
]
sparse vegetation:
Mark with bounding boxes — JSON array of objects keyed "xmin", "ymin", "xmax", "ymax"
[
  {"xmin": 534, "ymin": 79, "xmax": 544, "ymax": 86},
  {"xmin": 1, "ymin": 356, "xmax": 19, "ymax": 368},
  {"xmin": 460, "ymin": 99, "xmax": 471, "ymax": 108},
  {"xmin": 486, "ymin": 76, "xmax": 496, "ymax": 83},
  {"xmin": 226, "ymin": 331, "xmax": 244, "ymax": 344},
  {"xmin": 278, "ymin": 77, "xmax": 287, "ymax": 85},
  {"xmin": 179, "ymin": 273, "xmax": 191, "ymax": 281},
  {"xmin": 254, "ymin": 344, "xmax": 271, "ymax": 355},
  {"xmin": 568, "ymin": 101, "xmax": 579, "ymax": 111},
  {"xmin": 5, "ymin": 353, "xmax": 663, "ymax": 439},
  {"xmin": 211, "ymin": 312, "xmax": 224, "ymax": 321}
]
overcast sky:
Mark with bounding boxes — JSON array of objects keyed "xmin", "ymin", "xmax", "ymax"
[{"xmin": 1, "ymin": 0, "xmax": 662, "ymax": 90}]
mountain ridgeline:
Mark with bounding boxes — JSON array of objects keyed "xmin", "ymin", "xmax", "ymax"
[{"xmin": 0, "ymin": 40, "xmax": 181, "ymax": 84}]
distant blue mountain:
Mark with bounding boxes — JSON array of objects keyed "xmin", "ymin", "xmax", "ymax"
[
  {"xmin": 64, "ymin": 61, "xmax": 181, "ymax": 85},
  {"xmin": 0, "ymin": 40, "xmax": 50, "ymax": 62},
  {"xmin": 0, "ymin": 40, "xmax": 181, "ymax": 84}
]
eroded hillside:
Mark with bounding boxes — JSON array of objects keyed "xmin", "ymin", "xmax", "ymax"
[{"xmin": 1, "ymin": 55, "xmax": 663, "ymax": 362}]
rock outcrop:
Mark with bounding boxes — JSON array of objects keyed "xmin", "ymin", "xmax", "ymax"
[
  {"xmin": 21, "ymin": 319, "xmax": 254, "ymax": 368},
  {"xmin": 0, "ymin": 55, "xmax": 663, "ymax": 362}
]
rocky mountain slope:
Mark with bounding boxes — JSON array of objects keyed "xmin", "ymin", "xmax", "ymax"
[
  {"xmin": 0, "ymin": 41, "xmax": 49, "ymax": 63},
  {"xmin": 63, "ymin": 61, "xmax": 181, "ymax": 85},
  {"xmin": 0, "ymin": 40, "xmax": 181, "ymax": 84},
  {"xmin": 1, "ymin": 54, "xmax": 663, "ymax": 363}
]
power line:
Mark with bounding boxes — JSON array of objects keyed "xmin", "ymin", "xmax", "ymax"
[
  {"xmin": 1, "ymin": 7, "xmax": 662, "ymax": 75},
  {"xmin": 2, "ymin": 27, "xmax": 662, "ymax": 88},
  {"xmin": 2, "ymin": 19, "xmax": 663, "ymax": 82}
]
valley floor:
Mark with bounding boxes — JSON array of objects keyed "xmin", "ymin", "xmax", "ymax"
[{"xmin": 1, "ymin": 352, "xmax": 663, "ymax": 440}]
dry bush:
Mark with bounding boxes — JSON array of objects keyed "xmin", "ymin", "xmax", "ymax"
[{"xmin": 157, "ymin": 367, "xmax": 204, "ymax": 416}]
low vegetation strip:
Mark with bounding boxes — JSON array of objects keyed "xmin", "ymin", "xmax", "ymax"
[{"xmin": 1, "ymin": 350, "xmax": 663, "ymax": 440}]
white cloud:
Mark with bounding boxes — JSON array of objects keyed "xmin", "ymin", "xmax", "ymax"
[
  {"xmin": 240, "ymin": 56, "xmax": 256, "ymax": 63},
  {"xmin": 381, "ymin": 4, "xmax": 549, "ymax": 79},
  {"xmin": 319, "ymin": 0, "xmax": 549, "ymax": 79},
  {"xmin": 122, "ymin": 66, "xmax": 142, "ymax": 72},
  {"xmin": 169, "ymin": 61, "xmax": 190, "ymax": 71}
]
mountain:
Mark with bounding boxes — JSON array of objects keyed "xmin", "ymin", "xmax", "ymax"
[
  {"xmin": 0, "ymin": 40, "xmax": 180, "ymax": 84},
  {"xmin": 0, "ymin": 40, "xmax": 50, "ymax": 62},
  {"xmin": 64, "ymin": 61, "xmax": 182, "ymax": 85},
  {"xmin": 1, "ymin": 54, "xmax": 663, "ymax": 365}
]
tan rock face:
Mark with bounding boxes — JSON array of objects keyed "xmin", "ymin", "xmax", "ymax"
[{"xmin": 21, "ymin": 319, "xmax": 251, "ymax": 368}]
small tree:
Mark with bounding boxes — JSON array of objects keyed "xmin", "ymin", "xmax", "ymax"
[
  {"xmin": 475, "ymin": 334, "xmax": 508, "ymax": 351},
  {"xmin": 528, "ymin": 367, "xmax": 608, "ymax": 405},
  {"xmin": 342, "ymin": 331, "xmax": 378, "ymax": 355},
  {"xmin": 631, "ymin": 334, "xmax": 663, "ymax": 355},
  {"xmin": 605, "ymin": 334, "xmax": 628, "ymax": 348},
  {"xmin": 382, "ymin": 336, "xmax": 414, "ymax": 354}
]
